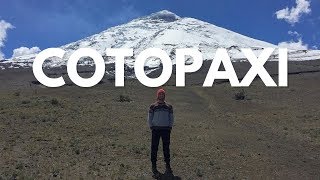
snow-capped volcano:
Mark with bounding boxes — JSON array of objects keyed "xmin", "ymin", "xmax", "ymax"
[{"xmin": 2, "ymin": 10, "xmax": 320, "ymax": 70}]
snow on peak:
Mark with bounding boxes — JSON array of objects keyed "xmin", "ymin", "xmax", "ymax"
[
  {"xmin": 2, "ymin": 10, "xmax": 320, "ymax": 71},
  {"xmin": 147, "ymin": 10, "xmax": 181, "ymax": 22}
]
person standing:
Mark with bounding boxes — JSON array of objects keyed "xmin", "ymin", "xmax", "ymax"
[{"xmin": 148, "ymin": 88, "xmax": 174, "ymax": 177}]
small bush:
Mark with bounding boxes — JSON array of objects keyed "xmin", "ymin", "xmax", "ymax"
[
  {"xmin": 51, "ymin": 98, "xmax": 59, "ymax": 105},
  {"xmin": 119, "ymin": 95, "xmax": 131, "ymax": 102},
  {"xmin": 52, "ymin": 170, "xmax": 60, "ymax": 177},
  {"xmin": 75, "ymin": 149, "xmax": 80, "ymax": 155},
  {"xmin": 234, "ymin": 90, "xmax": 246, "ymax": 100},
  {"xmin": 31, "ymin": 81, "xmax": 41, "ymax": 85},
  {"xmin": 15, "ymin": 163, "xmax": 24, "ymax": 170},
  {"xmin": 21, "ymin": 100, "xmax": 31, "ymax": 104},
  {"xmin": 14, "ymin": 91, "xmax": 20, "ymax": 97},
  {"xmin": 131, "ymin": 146, "xmax": 145, "ymax": 154},
  {"xmin": 195, "ymin": 168, "xmax": 203, "ymax": 177}
]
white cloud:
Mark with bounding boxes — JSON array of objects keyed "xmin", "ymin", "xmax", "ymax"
[
  {"xmin": 278, "ymin": 30, "xmax": 309, "ymax": 50},
  {"xmin": 11, "ymin": 47, "xmax": 41, "ymax": 58},
  {"xmin": 278, "ymin": 38, "xmax": 308, "ymax": 50},
  {"xmin": 0, "ymin": 20, "xmax": 14, "ymax": 59},
  {"xmin": 288, "ymin": 31, "xmax": 301, "ymax": 37},
  {"xmin": 275, "ymin": 0, "xmax": 311, "ymax": 25}
]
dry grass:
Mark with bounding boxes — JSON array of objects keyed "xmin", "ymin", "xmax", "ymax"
[{"xmin": 0, "ymin": 69, "xmax": 320, "ymax": 179}]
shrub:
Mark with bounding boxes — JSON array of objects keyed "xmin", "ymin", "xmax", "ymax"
[
  {"xmin": 14, "ymin": 91, "xmax": 20, "ymax": 97},
  {"xmin": 21, "ymin": 100, "xmax": 31, "ymax": 104},
  {"xmin": 195, "ymin": 168, "xmax": 203, "ymax": 177},
  {"xmin": 234, "ymin": 90, "xmax": 246, "ymax": 100},
  {"xmin": 119, "ymin": 95, "xmax": 131, "ymax": 102},
  {"xmin": 51, "ymin": 98, "xmax": 59, "ymax": 105}
]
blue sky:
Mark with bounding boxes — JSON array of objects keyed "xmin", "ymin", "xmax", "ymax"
[{"xmin": 0, "ymin": 0, "xmax": 319, "ymax": 59}]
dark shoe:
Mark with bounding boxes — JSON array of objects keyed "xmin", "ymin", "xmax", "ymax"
[
  {"xmin": 152, "ymin": 163, "xmax": 161, "ymax": 178},
  {"xmin": 152, "ymin": 170, "xmax": 161, "ymax": 179},
  {"xmin": 165, "ymin": 163, "xmax": 173, "ymax": 174}
]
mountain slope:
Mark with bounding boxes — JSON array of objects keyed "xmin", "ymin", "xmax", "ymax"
[{"xmin": 2, "ymin": 10, "xmax": 320, "ymax": 70}]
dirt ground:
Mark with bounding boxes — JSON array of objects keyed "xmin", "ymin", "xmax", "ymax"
[{"xmin": 0, "ymin": 61, "xmax": 319, "ymax": 179}]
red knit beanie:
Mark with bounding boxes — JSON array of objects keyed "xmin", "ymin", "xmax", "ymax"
[{"xmin": 157, "ymin": 88, "xmax": 165, "ymax": 99}]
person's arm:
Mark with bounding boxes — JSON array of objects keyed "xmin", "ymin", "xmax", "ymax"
[
  {"xmin": 169, "ymin": 105, "xmax": 174, "ymax": 128},
  {"xmin": 148, "ymin": 105, "xmax": 154, "ymax": 129}
]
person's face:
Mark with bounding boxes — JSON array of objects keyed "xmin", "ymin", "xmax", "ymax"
[{"xmin": 158, "ymin": 92, "xmax": 165, "ymax": 101}]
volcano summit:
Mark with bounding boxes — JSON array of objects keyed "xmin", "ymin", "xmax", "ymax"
[{"xmin": 1, "ymin": 10, "xmax": 320, "ymax": 74}]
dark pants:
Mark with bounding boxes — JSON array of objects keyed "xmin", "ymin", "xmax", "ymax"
[{"xmin": 151, "ymin": 129, "xmax": 171, "ymax": 164}]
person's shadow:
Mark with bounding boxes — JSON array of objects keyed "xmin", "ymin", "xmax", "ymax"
[{"xmin": 153, "ymin": 172, "xmax": 181, "ymax": 180}]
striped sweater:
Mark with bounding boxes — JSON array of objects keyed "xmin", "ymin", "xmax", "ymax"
[{"xmin": 148, "ymin": 101, "xmax": 174, "ymax": 129}]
